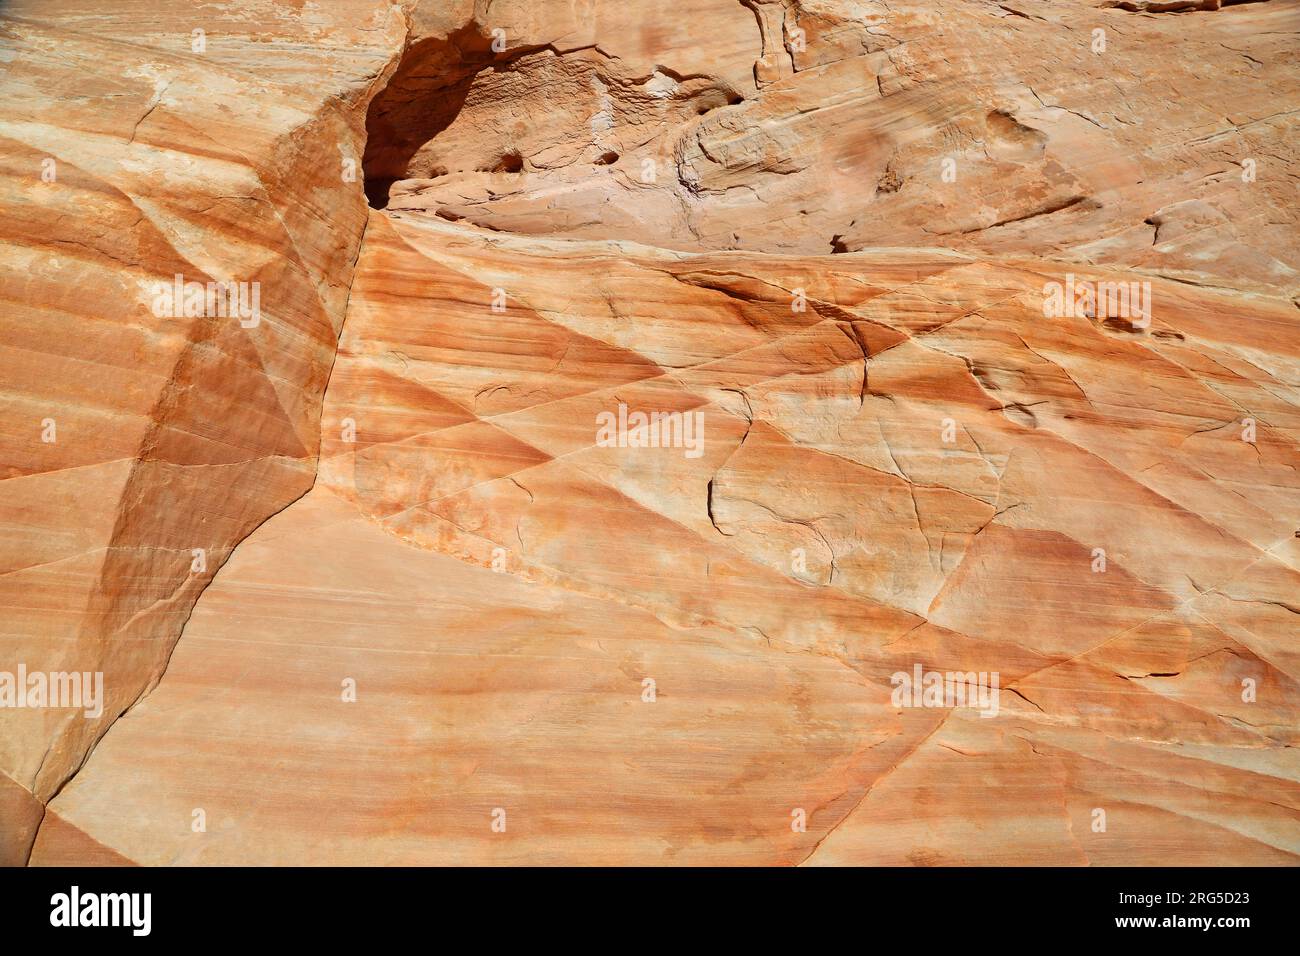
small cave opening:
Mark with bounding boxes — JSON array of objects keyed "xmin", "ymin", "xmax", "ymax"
[
  {"xmin": 360, "ymin": 25, "xmax": 498, "ymax": 210},
  {"xmin": 695, "ymin": 90, "xmax": 746, "ymax": 117},
  {"xmin": 490, "ymin": 151, "xmax": 525, "ymax": 173},
  {"xmin": 364, "ymin": 177, "xmax": 398, "ymax": 210}
]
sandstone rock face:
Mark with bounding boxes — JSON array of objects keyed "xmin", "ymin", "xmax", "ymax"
[
  {"xmin": 3, "ymin": 0, "xmax": 1297, "ymax": 865},
  {"xmin": 0, "ymin": 0, "xmax": 404, "ymax": 864}
]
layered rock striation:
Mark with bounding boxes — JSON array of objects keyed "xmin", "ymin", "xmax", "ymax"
[{"xmin": 2, "ymin": 0, "xmax": 1297, "ymax": 865}]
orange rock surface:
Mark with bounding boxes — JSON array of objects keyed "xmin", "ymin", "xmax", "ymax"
[{"xmin": 2, "ymin": 0, "xmax": 1297, "ymax": 865}]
